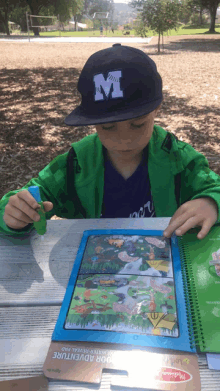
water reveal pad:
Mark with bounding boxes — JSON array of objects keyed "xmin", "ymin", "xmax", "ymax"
[{"xmin": 51, "ymin": 229, "xmax": 191, "ymax": 352}]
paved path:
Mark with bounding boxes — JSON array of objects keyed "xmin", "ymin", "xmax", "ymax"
[{"xmin": 1, "ymin": 36, "xmax": 152, "ymax": 44}]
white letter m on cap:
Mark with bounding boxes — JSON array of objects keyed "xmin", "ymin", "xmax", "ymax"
[{"xmin": 93, "ymin": 71, "xmax": 123, "ymax": 101}]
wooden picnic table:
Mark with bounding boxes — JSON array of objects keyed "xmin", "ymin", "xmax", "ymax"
[{"xmin": 0, "ymin": 217, "xmax": 220, "ymax": 390}]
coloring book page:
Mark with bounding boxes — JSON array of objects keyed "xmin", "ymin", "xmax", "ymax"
[{"xmin": 65, "ymin": 234, "xmax": 178, "ymax": 337}]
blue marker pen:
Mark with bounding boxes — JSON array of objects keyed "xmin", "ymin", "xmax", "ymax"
[{"xmin": 28, "ymin": 186, "xmax": 47, "ymax": 237}]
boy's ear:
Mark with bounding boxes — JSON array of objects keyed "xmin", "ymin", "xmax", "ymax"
[{"xmin": 155, "ymin": 103, "xmax": 162, "ymax": 115}]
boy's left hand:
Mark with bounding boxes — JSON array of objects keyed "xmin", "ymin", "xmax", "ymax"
[{"xmin": 163, "ymin": 197, "xmax": 218, "ymax": 240}]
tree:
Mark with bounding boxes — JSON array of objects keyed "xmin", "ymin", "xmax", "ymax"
[
  {"xmin": 85, "ymin": 0, "xmax": 113, "ymax": 16},
  {"xmin": 0, "ymin": 0, "xmax": 26, "ymax": 35},
  {"xmin": 54, "ymin": 0, "xmax": 71, "ymax": 28},
  {"xmin": 25, "ymin": 0, "xmax": 85, "ymax": 34},
  {"xmin": 71, "ymin": 0, "xmax": 85, "ymax": 31},
  {"xmin": 177, "ymin": 0, "xmax": 200, "ymax": 24},
  {"xmin": 131, "ymin": 0, "xmax": 182, "ymax": 53},
  {"xmin": 9, "ymin": 3, "xmax": 30, "ymax": 32},
  {"xmin": 185, "ymin": 0, "xmax": 210, "ymax": 25},
  {"xmin": 82, "ymin": 0, "xmax": 114, "ymax": 29},
  {"xmin": 25, "ymin": 0, "xmax": 53, "ymax": 35},
  {"xmin": 0, "ymin": 0, "xmax": 12, "ymax": 35},
  {"xmin": 185, "ymin": 0, "xmax": 219, "ymax": 30},
  {"xmin": 198, "ymin": 0, "xmax": 219, "ymax": 32}
]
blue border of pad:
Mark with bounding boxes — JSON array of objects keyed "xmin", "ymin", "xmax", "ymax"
[{"xmin": 52, "ymin": 229, "xmax": 195, "ymax": 353}]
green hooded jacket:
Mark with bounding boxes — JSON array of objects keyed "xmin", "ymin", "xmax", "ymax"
[{"xmin": 1, "ymin": 125, "xmax": 220, "ymax": 236}]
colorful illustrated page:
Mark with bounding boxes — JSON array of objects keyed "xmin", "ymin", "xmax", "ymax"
[{"xmin": 65, "ymin": 235, "xmax": 179, "ymax": 337}]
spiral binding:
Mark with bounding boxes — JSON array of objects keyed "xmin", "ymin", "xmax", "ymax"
[{"xmin": 178, "ymin": 236, "xmax": 206, "ymax": 352}]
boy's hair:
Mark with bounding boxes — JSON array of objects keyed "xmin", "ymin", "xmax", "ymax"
[{"xmin": 65, "ymin": 44, "xmax": 163, "ymax": 127}]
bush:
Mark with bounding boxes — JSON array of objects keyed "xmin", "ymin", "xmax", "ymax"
[
  {"xmin": 134, "ymin": 20, "xmax": 149, "ymax": 37},
  {"xmin": 123, "ymin": 24, "xmax": 132, "ymax": 30},
  {"xmin": 189, "ymin": 13, "xmax": 209, "ymax": 26}
]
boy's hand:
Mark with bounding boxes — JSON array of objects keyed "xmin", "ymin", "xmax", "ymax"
[
  {"xmin": 163, "ymin": 197, "xmax": 218, "ymax": 240},
  {"xmin": 3, "ymin": 190, "xmax": 53, "ymax": 230}
]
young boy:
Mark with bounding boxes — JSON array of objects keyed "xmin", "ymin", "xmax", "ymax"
[{"xmin": 1, "ymin": 44, "xmax": 220, "ymax": 239}]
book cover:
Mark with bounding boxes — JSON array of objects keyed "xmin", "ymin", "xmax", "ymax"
[
  {"xmin": 178, "ymin": 224, "xmax": 220, "ymax": 353},
  {"xmin": 43, "ymin": 340, "xmax": 200, "ymax": 390}
]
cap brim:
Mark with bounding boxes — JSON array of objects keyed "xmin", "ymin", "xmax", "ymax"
[{"xmin": 64, "ymin": 98, "xmax": 163, "ymax": 126}]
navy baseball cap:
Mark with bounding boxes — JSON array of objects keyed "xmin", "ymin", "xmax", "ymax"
[{"xmin": 65, "ymin": 44, "xmax": 163, "ymax": 126}]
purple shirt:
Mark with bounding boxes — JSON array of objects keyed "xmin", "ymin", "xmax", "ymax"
[{"xmin": 101, "ymin": 146, "xmax": 155, "ymax": 218}]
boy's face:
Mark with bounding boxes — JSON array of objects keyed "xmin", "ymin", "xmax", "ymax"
[{"xmin": 95, "ymin": 107, "xmax": 159, "ymax": 161}]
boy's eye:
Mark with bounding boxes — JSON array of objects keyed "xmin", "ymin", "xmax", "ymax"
[
  {"xmin": 102, "ymin": 125, "xmax": 115, "ymax": 130},
  {"xmin": 131, "ymin": 122, "xmax": 145, "ymax": 128},
  {"xmin": 102, "ymin": 121, "xmax": 146, "ymax": 130}
]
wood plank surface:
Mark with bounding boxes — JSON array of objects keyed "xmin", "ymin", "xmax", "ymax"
[
  {"xmin": 0, "ymin": 219, "xmax": 170, "ymax": 305},
  {"xmin": 0, "ymin": 218, "xmax": 220, "ymax": 390}
]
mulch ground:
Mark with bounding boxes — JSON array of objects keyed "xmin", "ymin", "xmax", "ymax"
[{"xmin": 0, "ymin": 35, "xmax": 220, "ymax": 219}]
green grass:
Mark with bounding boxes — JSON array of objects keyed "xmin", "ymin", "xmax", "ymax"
[
  {"xmin": 27, "ymin": 29, "xmax": 134, "ymax": 37},
  {"xmin": 141, "ymin": 23, "xmax": 220, "ymax": 36},
  {"xmin": 165, "ymin": 23, "xmax": 220, "ymax": 35},
  {"xmin": 9, "ymin": 23, "xmax": 220, "ymax": 37}
]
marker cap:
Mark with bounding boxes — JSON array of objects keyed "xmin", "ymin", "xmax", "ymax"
[{"xmin": 28, "ymin": 186, "xmax": 42, "ymax": 202}]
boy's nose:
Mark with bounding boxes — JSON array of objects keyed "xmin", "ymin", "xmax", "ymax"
[{"xmin": 115, "ymin": 122, "xmax": 131, "ymax": 139}]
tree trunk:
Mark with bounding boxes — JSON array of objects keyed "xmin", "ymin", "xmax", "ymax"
[
  {"xmin": 20, "ymin": 18, "xmax": 27, "ymax": 32},
  {"xmin": 5, "ymin": 21, "xmax": 10, "ymax": 36},
  {"xmin": 32, "ymin": 27, "xmax": 40, "ymax": 36},
  {"xmin": 158, "ymin": 30, "xmax": 160, "ymax": 53},
  {"xmin": 28, "ymin": 4, "xmax": 40, "ymax": 36},
  {"xmin": 2, "ymin": 3, "xmax": 10, "ymax": 35},
  {"xmin": 199, "ymin": 7, "xmax": 203, "ymax": 25},
  {"xmin": 209, "ymin": 4, "xmax": 217, "ymax": 33}
]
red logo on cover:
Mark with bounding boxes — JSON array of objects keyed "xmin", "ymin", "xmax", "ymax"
[{"xmin": 156, "ymin": 367, "xmax": 192, "ymax": 383}]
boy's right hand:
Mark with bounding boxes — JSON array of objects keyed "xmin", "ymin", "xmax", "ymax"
[{"xmin": 3, "ymin": 190, "xmax": 53, "ymax": 230}]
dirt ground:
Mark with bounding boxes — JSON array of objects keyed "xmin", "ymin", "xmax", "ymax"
[{"xmin": 0, "ymin": 35, "xmax": 220, "ymax": 219}]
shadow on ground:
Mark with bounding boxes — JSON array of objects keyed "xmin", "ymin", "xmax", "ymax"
[
  {"xmin": 144, "ymin": 33, "xmax": 220, "ymax": 54},
  {"xmin": 0, "ymin": 67, "xmax": 94, "ymax": 197}
]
